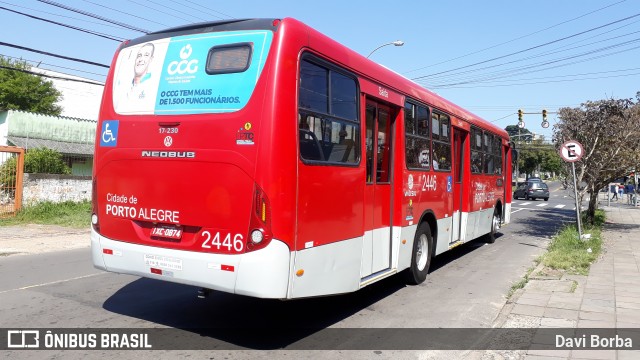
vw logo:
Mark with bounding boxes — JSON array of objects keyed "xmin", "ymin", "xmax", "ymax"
[{"xmin": 164, "ymin": 136, "xmax": 173, "ymax": 147}]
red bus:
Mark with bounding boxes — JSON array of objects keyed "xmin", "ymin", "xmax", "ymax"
[{"xmin": 92, "ymin": 18, "xmax": 513, "ymax": 299}]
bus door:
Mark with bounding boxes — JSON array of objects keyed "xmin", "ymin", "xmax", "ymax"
[
  {"xmin": 362, "ymin": 100, "xmax": 394, "ymax": 278},
  {"xmin": 451, "ymin": 127, "xmax": 468, "ymax": 243}
]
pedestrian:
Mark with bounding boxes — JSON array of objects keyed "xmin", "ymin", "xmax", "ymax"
[
  {"xmin": 611, "ymin": 184, "xmax": 618, "ymax": 200},
  {"xmin": 625, "ymin": 182, "xmax": 636, "ymax": 205},
  {"xmin": 626, "ymin": 183, "xmax": 635, "ymax": 204},
  {"xmin": 618, "ymin": 184, "xmax": 625, "ymax": 200}
]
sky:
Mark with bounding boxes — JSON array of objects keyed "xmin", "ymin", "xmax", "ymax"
[{"xmin": 1, "ymin": 0, "xmax": 639, "ymax": 140}]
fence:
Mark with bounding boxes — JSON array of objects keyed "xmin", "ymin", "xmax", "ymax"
[{"xmin": 0, "ymin": 146, "xmax": 25, "ymax": 217}]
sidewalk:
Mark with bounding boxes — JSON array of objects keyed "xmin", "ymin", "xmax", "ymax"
[
  {"xmin": 0, "ymin": 224, "xmax": 89, "ymax": 256},
  {"xmin": 493, "ymin": 205, "xmax": 640, "ymax": 359}
]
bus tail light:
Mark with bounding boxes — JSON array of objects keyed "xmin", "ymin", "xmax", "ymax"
[
  {"xmin": 91, "ymin": 179, "xmax": 100, "ymax": 232},
  {"xmin": 247, "ymin": 184, "xmax": 272, "ymax": 252}
]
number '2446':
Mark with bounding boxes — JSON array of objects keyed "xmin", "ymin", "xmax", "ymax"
[{"xmin": 201, "ymin": 231, "xmax": 244, "ymax": 252}]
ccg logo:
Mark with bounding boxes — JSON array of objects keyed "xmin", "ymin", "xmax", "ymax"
[{"xmin": 167, "ymin": 44, "xmax": 198, "ymax": 75}]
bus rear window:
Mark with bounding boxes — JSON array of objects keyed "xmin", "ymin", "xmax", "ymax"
[{"xmin": 206, "ymin": 44, "xmax": 252, "ymax": 74}]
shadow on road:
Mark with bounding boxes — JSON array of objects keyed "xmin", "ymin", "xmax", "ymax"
[
  {"xmin": 604, "ymin": 222, "xmax": 640, "ymax": 231},
  {"xmin": 102, "ymin": 236, "xmax": 493, "ymax": 349},
  {"xmin": 511, "ymin": 207, "xmax": 575, "ymax": 238}
]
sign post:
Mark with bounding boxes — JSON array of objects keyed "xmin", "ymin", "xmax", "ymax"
[{"xmin": 559, "ymin": 140, "xmax": 584, "ymax": 239}]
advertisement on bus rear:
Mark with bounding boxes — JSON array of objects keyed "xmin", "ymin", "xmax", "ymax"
[{"xmin": 112, "ymin": 30, "xmax": 273, "ymax": 115}]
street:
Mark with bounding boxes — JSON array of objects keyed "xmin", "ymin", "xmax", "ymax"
[{"xmin": 0, "ymin": 182, "xmax": 582, "ymax": 358}]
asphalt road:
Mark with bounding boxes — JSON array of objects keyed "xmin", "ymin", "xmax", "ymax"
[{"xmin": 0, "ymin": 181, "xmax": 581, "ymax": 358}]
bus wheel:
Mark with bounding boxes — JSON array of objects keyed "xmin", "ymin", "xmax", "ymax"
[
  {"xmin": 405, "ymin": 222, "xmax": 433, "ymax": 285},
  {"xmin": 485, "ymin": 207, "xmax": 500, "ymax": 244}
]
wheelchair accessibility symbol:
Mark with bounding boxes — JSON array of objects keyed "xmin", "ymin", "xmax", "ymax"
[{"xmin": 100, "ymin": 120, "xmax": 119, "ymax": 147}]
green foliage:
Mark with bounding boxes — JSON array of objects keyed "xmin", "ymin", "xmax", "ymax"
[
  {"xmin": 539, "ymin": 150, "xmax": 563, "ymax": 174},
  {"xmin": 1, "ymin": 148, "xmax": 70, "ymax": 189},
  {"xmin": 541, "ymin": 209, "xmax": 605, "ymax": 275},
  {"xmin": 555, "ymin": 96, "xmax": 640, "ymax": 224},
  {"xmin": 505, "ymin": 125, "xmax": 533, "ymax": 141},
  {"xmin": 0, "ymin": 200, "xmax": 91, "ymax": 228},
  {"xmin": 0, "ymin": 56, "xmax": 63, "ymax": 115},
  {"xmin": 0, "ymin": 156, "xmax": 18, "ymax": 187},
  {"xmin": 24, "ymin": 147, "xmax": 70, "ymax": 174},
  {"xmin": 515, "ymin": 141, "xmax": 562, "ymax": 177},
  {"xmin": 507, "ymin": 264, "xmax": 536, "ymax": 299}
]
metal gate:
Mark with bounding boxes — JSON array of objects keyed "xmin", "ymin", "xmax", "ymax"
[{"xmin": 0, "ymin": 146, "xmax": 24, "ymax": 217}]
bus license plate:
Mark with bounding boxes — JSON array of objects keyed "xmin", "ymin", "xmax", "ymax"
[{"xmin": 151, "ymin": 225, "xmax": 182, "ymax": 240}]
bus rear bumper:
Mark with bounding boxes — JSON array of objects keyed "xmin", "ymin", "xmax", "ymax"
[{"xmin": 91, "ymin": 228, "xmax": 291, "ymax": 299}]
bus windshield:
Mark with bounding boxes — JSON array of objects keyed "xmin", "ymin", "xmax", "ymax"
[{"xmin": 112, "ymin": 30, "xmax": 273, "ymax": 115}]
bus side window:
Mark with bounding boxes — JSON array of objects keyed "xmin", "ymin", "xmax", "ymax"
[
  {"xmin": 299, "ymin": 129, "xmax": 324, "ymax": 161},
  {"xmin": 298, "ymin": 56, "xmax": 360, "ymax": 165}
]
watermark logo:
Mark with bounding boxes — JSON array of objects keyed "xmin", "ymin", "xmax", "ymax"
[{"xmin": 7, "ymin": 330, "xmax": 39, "ymax": 348}]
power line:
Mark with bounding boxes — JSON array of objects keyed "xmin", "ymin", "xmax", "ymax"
[
  {"xmin": 145, "ymin": 0, "xmax": 209, "ymax": 22},
  {"xmin": 0, "ymin": 0, "xmax": 128, "ymax": 30},
  {"xmin": 0, "ymin": 41, "xmax": 110, "ymax": 68},
  {"xmin": 422, "ymin": 26, "xmax": 640, "ymax": 85},
  {"xmin": 440, "ymin": 42, "xmax": 640, "ymax": 88},
  {"xmin": 128, "ymin": 0, "xmax": 198, "ymax": 24},
  {"xmin": 446, "ymin": 67, "xmax": 640, "ymax": 86},
  {"xmin": 433, "ymin": 70, "xmax": 640, "ymax": 89},
  {"xmin": 80, "ymin": 0, "xmax": 169, "ymax": 28},
  {"xmin": 411, "ymin": 12, "xmax": 640, "ymax": 81},
  {"xmin": 425, "ymin": 38, "xmax": 640, "ymax": 88},
  {"xmin": 174, "ymin": 0, "xmax": 232, "ymax": 19},
  {"xmin": 36, "ymin": 0, "xmax": 149, "ymax": 34},
  {"xmin": 0, "ymin": 5, "xmax": 124, "ymax": 42},
  {"xmin": 0, "ymin": 53, "xmax": 107, "ymax": 77},
  {"xmin": 0, "ymin": 65, "xmax": 104, "ymax": 85},
  {"xmin": 403, "ymin": 0, "xmax": 628, "ymax": 74},
  {"xmin": 180, "ymin": 0, "xmax": 233, "ymax": 19}
]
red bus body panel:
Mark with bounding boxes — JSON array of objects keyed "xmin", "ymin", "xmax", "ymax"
[{"xmin": 92, "ymin": 17, "xmax": 512, "ymax": 299}]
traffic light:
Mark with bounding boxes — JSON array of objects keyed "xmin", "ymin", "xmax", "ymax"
[
  {"xmin": 518, "ymin": 109, "xmax": 523, "ymax": 121},
  {"xmin": 542, "ymin": 109, "xmax": 547, "ymax": 121}
]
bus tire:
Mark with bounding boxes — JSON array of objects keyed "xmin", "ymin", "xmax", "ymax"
[
  {"xmin": 404, "ymin": 222, "xmax": 433, "ymax": 285},
  {"xmin": 485, "ymin": 207, "xmax": 500, "ymax": 244}
]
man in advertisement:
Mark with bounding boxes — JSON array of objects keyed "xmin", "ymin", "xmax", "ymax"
[
  {"xmin": 128, "ymin": 43, "xmax": 155, "ymax": 101},
  {"xmin": 114, "ymin": 42, "xmax": 161, "ymax": 114}
]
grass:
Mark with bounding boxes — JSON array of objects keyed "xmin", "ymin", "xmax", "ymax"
[
  {"xmin": 539, "ymin": 209, "xmax": 605, "ymax": 275},
  {"xmin": 0, "ymin": 200, "xmax": 91, "ymax": 228},
  {"xmin": 507, "ymin": 264, "xmax": 537, "ymax": 299},
  {"xmin": 508, "ymin": 209, "xmax": 605, "ymax": 299}
]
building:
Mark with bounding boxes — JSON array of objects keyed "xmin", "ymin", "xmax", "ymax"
[
  {"xmin": 30, "ymin": 67, "xmax": 104, "ymax": 121},
  {"xmin": 0, "ymin": 109, "xmax": 97, "ymax": 175}
]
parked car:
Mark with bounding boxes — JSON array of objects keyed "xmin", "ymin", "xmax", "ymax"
[{"xmin": 514, "ymin": 181, "xmax": 549, "ymax": 201}]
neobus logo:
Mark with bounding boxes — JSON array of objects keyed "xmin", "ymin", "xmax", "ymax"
[
  {"xmin": 141, "ymin": 150, "xmax": 196, "ymax": 158},
  {"xmin": 167, "ymin": 44, "xmax": 198, "ymax": 75}
]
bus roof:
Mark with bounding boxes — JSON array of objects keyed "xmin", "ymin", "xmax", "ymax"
[{"xmin": 120, "ymin": 17, "xmax": 507, "ymax": 138}]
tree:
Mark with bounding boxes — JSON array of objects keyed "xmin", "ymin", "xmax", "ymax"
[
  {"xmin": 539, "ymin": 150, "xmax": 563, "ymax": 175},
  {"xmin": 505, "ymin": 125, "xmax": 533, "ymax": 142},
  {"xmin": 515, "ymin": 140, "xmax": 562, "ymax": 178},
  {"xmin": 0, "ymin": 56, "xmax": 63, "ymax": 115},
  {"xmin": 554, "ymin": 97, "xmax": 640, "ymax": 224}
]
